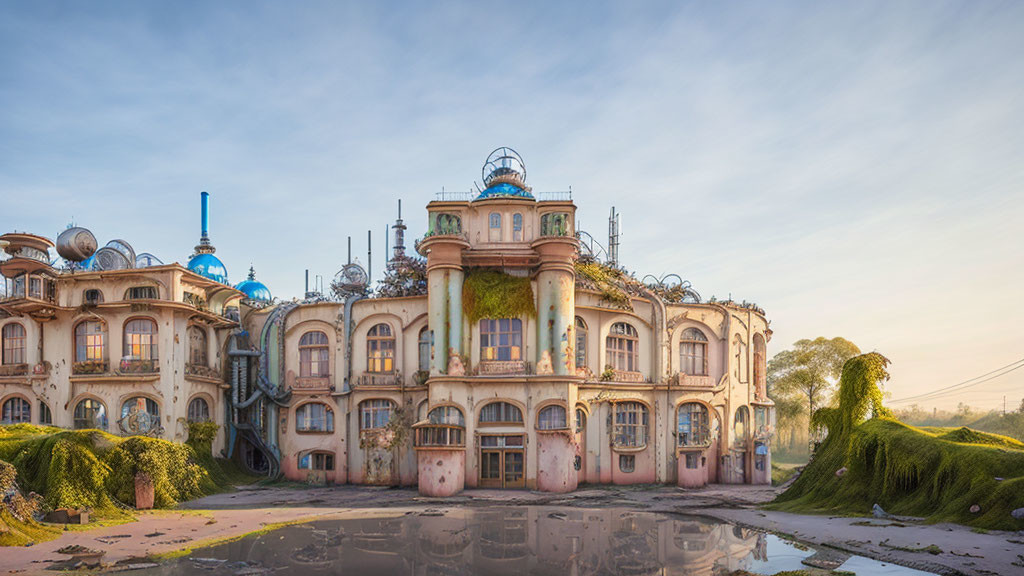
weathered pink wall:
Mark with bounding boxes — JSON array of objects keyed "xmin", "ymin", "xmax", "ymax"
[
  {"xmin": 611, "ymin": 448, "xmax": 657, "ymax": 484},
  {"xmin": 676, "ymin": 451, "xmax": 709, "ymax": 488},
  {"xmin": 417, "ymin": 449, "xmax": 465, "ymax": 496},
  {"xmin": 280, "ymin": 453, "xmax": 344, "ymax": 485},
  {"xmin": 536, "ymin": 432, "xmax": 578, "ymax": 493}
]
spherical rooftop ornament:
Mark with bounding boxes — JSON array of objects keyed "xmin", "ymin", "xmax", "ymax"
[
  {"xmin": 56, "ymin": 226, "xmax": 97, "ymax": 262},
  {"xmin": 477, "ymin": 147, "xmax": 533, "ymax": 200},
  {"xmin": 188, "ymin": 252, "xmax": 228, "ymax": 284},
  {"xmin": 236, "ymin": 266, "xmax": 272, "ymax": 302}
]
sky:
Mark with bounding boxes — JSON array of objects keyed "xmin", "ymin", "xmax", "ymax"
[{"xmin": 1, "ymin": 1, "xmax": 1022, "ymax": 410}]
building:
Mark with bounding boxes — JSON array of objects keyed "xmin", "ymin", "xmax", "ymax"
[{"xmin": 0, "ymin": 149, "xmax": 774, "ymax": 495}]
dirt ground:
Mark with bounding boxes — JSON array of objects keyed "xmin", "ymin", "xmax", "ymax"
[{"xmin": 2, "ymin": 483, "xmax": 1022, "ymax": 575}]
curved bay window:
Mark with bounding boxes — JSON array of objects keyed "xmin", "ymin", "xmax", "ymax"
[
  {"xmin": 677, "ymin": 403, "xmax": 710, "ymax": 448},
  {"xmin": 536, "ymin": 405, "xmax": 568, "ymax": 430},
  {"xmin": 574, "ymin": 316, "xmax": 587, "ymax": 370},
  {"xmin": 480, "ymin": 319, "xmax": 522, "ymax": 362},
  {"xmin": 734, "ymin": 406, "xmax": 750, "ymax": 446},
  {"xmin": 1, "ymin": 397, "xmax": 30, "ymax": 424},
  {"xmin": 296, "ymin": 402, "xmax": 335, "ymax": 433},
  {"xmin": 606, "ymin": 322, "xmax": 639, "ymax": 373},
  {"xmin": 123, "ymin": 318, "xmax": 158, "ymax": 371},
  {"xmin": 416, "ymin": 406, "xmax": 466, "ymax": 447},
  {"xmin": 188, "ymin": 397, "xmax": 211, "ymax": 422},
  {"xmin": 74, "ymin": 398, "xmax": 107, "ymax": 430},
  {"xmin": 613, "ymin": 402, "xmax": 648, "ymax": 449},
  {"xmin": 1, "ymin": 323, "xmax": 25, "ymax": 365},
  {"xmin": 367, "ymin": 324, "xmax": 395, "ymax": 373},
  {"xmin": 479, "ymin": 401, "xmax": 523, "ymax": 425},
  {"xmin": 188, "ymin": 326, "xmax": 208, "ymax": 367},
  {"xmin": 360, "ymin": 399, "xmax": 394, "ymax": 430},
  {"xmin": 120, "ymin": 397, "xmax": 161, "ymax": 435},
  {"xmin": 679, "ymin": 328, "xmax": 708, "ymax": 376},
  {"xmin": 299, "ymin": 331, "xmax": 329, "ymax": 377}
]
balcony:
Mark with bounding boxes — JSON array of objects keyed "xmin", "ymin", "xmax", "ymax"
[
  {"xmin": 0, "ymin": 363, "xmax": 29, "ymax": 377},
  {"xmin": 72, "ymin": 360, "xmax": 109, "ymax": 375},
  {"xmin": 600, "ymin": 369, "xmax": 646, "ymax": 383},
  {"xmin": 118, "ymin": 359, "xmax": 159, "ymax": 374},
  {"xmin": 294, "ymin": 376, "xmax": 332, "ymax": 391},
  {"xmin": 675, "ymin": 373, "xmax": 713, "ymax": 387},
  {"xmin": 475, "ymin": 360, "xmax": 532, "ymax": 376},
  {"xmin": 356, "ymin": 372, "xmax": 402, "ymax": 387},
  {"xmin": 185, "ymin": 363, "xmax": 221, "ymax": 380}
]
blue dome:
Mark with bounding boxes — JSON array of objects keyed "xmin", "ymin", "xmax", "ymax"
[
  {"xmin": 476, "ymin": 182, "xmax": 533, "ymax": 200},
  {"xmin": 187, "ymin": 253, "xmax": 228, "ymax": 284},
  {"xmin": 235, "ymin": 266, "xmax": 271, "ymax": 301}
]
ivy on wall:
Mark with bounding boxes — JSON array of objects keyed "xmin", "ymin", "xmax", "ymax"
[
  {"xmin": 462, "ymin": 269, "xmax": 536, "ymax": 323},
  {"xmin": 574, "ymin": 260, "xmax": 634, "ymax": 311}
]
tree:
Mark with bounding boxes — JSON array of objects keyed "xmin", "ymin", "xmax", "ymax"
[{"xmin": 768, "ymin": 337, "xmax": 861, "ymax": 448}]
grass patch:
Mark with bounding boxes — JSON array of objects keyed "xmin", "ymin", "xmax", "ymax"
[{"xmin": 772, "ymin": 462, "xmax": 800, "ymax": 486}]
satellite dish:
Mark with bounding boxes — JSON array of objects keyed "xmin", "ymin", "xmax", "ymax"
[{"xmin": 92, "ymin": 247, "xmax": 131, "ymax": 271}]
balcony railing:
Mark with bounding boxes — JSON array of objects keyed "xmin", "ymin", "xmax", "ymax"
[
  {"xmin": 604, "ymin": 369, "xmax": 646, "ymax": 383},
  {"xmin": 356, "ymin": 372, "xmax": 402, "ymax": 387},
  {"xmin": 72, "ymin": 360, "xmax": 109, "ymax": 375},
  {"xmin": 294, "ymin": 376, "xmax": 331, "ymax": 390},
  {"xmin": 433, "ymin": 191, "xmax": 475, "ymax": 202},
  {"xmin": 0, "ymin": 363, "xmax": 29, "ymax": 377},
  {"xmin": 118, "ymin": 359, "xmax": 159, "ymax": 374},
  {"xmin": 675, "ymin": 373, "xmax": 713, "ymax": 387},
  {"xmin": 475, "ymin": 360, "xmax": 532, "ymax": 376},
  {"xmin": 536, "ymin": 190, "xmax": 573, "ymax": 202},
  {"xmin": 185, "ymin": 363, "xmax": 220, "ymax": 380}
]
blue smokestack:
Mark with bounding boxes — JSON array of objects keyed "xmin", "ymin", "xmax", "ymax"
[{"xmin": 201, "ymin": 191, "xmax": 210, "ymax": 240}]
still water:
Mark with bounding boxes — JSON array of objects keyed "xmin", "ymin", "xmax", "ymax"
[{"xmin": 136, "ymin": 506, "xmax": 936, "ymax": 575}]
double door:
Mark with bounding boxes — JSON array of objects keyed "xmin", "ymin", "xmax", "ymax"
[{"xmin": 480, "ymin": 435, "xmax": 525, "ymax": 488}]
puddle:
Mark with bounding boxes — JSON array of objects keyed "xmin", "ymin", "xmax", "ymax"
[{"xmin": 131, "ymin": 506, "xmax": 936, "ymax": 575}]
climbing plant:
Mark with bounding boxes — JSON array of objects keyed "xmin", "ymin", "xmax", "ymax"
[{"xmin": 462, "ymin": 269, "xmax": 536, "ymax": 323}]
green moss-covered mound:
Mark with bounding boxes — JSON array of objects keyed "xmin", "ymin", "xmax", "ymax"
[
  {"xmin": 0, "ymin": 459, "xmax": 62, "ymax": 546},
  {"xmin": 462, "ymin": 269, "xmax": 535, "ymax": 323},
  {"xmin": 770, "ymin": 354, "xmax": 1024, "ymax": 530},
  {"xmin": 936, "ymin": 426, "xmax": 1024, "ymax": 449},
  {"xmin": 0, "ymin": 424, "xmax": 233, "ymax": 520}
]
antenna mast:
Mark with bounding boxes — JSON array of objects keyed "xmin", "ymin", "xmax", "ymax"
[{"xmin": 608, "ymin": 207, "xmax": 620, "ymax": 268}]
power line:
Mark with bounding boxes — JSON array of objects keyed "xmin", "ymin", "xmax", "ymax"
[{"xmin": 889, "ymin": 357, "xmax": 1024, "ymax": 404}]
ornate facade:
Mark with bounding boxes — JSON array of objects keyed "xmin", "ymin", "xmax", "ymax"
[{"xmin": 0, "ymin": 149, "xmax": 773, "ymax": 495}]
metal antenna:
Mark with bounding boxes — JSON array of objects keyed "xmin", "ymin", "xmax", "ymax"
[
  {"xmin": 347, "ymin": 237, "xmax": 352, "ymax": 265},
  {"xmin": 608, "ymin": 207, "xmax": 620, "ymax": 267},
  {"xmin": 367, "ymin": 230, "xmax": 372, "ymax": 284}
]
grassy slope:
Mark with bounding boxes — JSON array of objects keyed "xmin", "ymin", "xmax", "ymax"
[{"xmin": 770, "ymin": 417, "xmax": 1024, "ymax": 530}]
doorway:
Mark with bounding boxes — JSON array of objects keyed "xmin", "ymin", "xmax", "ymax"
[{"xmin": 479, "ymin": 435, "xmax": 525, "ymax": 488}]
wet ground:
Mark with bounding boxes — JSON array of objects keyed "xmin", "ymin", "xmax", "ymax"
[{"xmin": 130, "ymin": 506, "xmax": 936, "ymax": 576}]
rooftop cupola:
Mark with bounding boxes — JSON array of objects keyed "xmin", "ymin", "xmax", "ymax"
[
  {"xmin": 187, "ymin": 191, "xmax": 229, "ymax": 283},
  {"xmin": 475, "ymin": 147, "xmax": 533, "ymax": 200}
]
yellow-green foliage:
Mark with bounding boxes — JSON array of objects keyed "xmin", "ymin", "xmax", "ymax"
[
  {"xmin": 937, "ymin": 427, "xmax": 1024, "ymax": 449},
  {"xmin": 104, "ymin": 437, "xmax": 208, "ymax": 508},
  {"xmin": 0, "ymin": 459, "xmax": 62, "ymax": 546},
  {"xmin": 462, "ymin": 269, "xmax": 535, "ymax": 323},
  {"xmin": 574, "ymin": 261, "xmax": 634, "ymax": 310}
]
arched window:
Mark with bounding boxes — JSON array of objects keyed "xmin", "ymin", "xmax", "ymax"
[
  {"xmin": 123, "ymin": 318, "xmax": 158, "ymax": 361},
  {"xmin": 677, "ymin": 403, "xmax": 710, "ymax": 447},
  {"xmin": 359, "ymin": 399, "xmax": 394, "ymax": 430},
  {"xmin": 125, "ymin": 286, "xmax": 159, "ymax": 300},
  {"xmin": 296, "ymin": 402, "xmax": 334, "ymax": 433},
  {"xmin": 488, "ymin": 212, "xmax": 502, "ymax": 242},
  {"xmin": 479, "ymin": 401, "xmax": 523, "ymax": 424},
  {"xmin": 416, "ymin": 406, "xmax": 466, "ymax": 447},
  {"xmin": 367, "ymin": 323, "xmax": 395, "ymax": 373},
  {"xmin": 753, "ymin": 335, "xmax": 767, "ymax": 398},
  {"xmin": 188, "ymin": 397, "xmax": 210, "ymax": 422},
  {"xmin": 575, "ymin": 407, "xmax": 587, "ymax": 434},
  {"xmin": 74, "ymin": 321, "xmax": 106, "ymax": 363},
  {"xmin": 613, "ymin": 402, "xmax": 648, "ymax": 448},
  {"xmin": 299, "ymin": 331, "xmax": 329, "ymax": 377},
  {"xmin": 480, "ymin": 319, "xmax": 522, "ymax": 361},
  {"xmin": 734, "ymin": 406, "xmax": 750, "ymax": 444},
  {"xmin": 120, "ymin": 397, "xmax": 161, "ymax": 435},
  {"xmin": 679, "ymin": 328, "xmax": 708, "ymax": 376},
  {"xmin": 83, "ymin": 289, "xmax": 104, "ymax": 305},
  {"xmin": 299, "ymin": 451, "xmax": 335, "ymax": 471},
  {"xmin": 574, "ymin": 317, "xmax": 588, "ymax": 370},
  {"xmin": 1, "ymin": 397, "xmax": 30, "ymax": 424},
  {"xmin": 188, "ymin": 326, "xmax": 208, "ymax": 367},
  {"xmin": 537, "ymin": 405, "xmax": 568, "ymax": 430},
  {"xmin": 74, "ymin": 398, "xmax": 107, "ymax": 430},
  {"xmin": 418, "ymin": 327, "xmax": 431, "ymax": 373},
  {"xmin": 1, "ymin": 323, "xmax": 25, "ymax": 365},
  {"xmin": 606, "ymin": 323, "xmax": 639, "ymax": 373},
  {"xmin": 512, "ymin": 213, "xmax": 523, "ymax": 241},
  {"xmin": 38, "ymin": 401, "xmax": 52, "ymax": 425},
  {"xmin": 734, "ymin": 335, "xmax": 748, "ymax": 381}
]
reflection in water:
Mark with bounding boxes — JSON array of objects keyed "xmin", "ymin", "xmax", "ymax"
[{"xmin": 134, "ymin": 507, "xmax": 935, "ymax": 576}]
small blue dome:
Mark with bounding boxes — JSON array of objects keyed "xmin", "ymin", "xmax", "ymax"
[
  {"xmin": 476, "ymin": 182, "xmax": 533, "ymax": 200},
  {"xmin": 235, "ymin": 267, "xmax": 271, "ymax": 302},
  {"xmin": 188, "ymin": 253, "xmax": 228, "ymax": 284}
]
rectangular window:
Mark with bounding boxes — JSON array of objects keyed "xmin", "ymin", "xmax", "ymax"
[
  {"xmin": 480, "ymin": 319, "xmax": 522, "ymax": 362},
  {"xmin": 360, "ymin": 400, "xmax": 392, "ymax": 430},
  {"xmin": 619, "ymin": 454, "xmax": 635, "ymax": 473},
  {"xmin": 685, "ymin": 453, "xmax": 699, "ymax": 469}
]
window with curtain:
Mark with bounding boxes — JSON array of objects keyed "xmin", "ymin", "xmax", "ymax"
[
  {"xmin": 574, "ymin": 317, "xmax": 587, "ymax": 369},
  {"xmin": 38, "ymin": 401, "xmax": 52, "ymax": 425},
  {"xmin": 188, "ymin": 397, "xmax": 210, "ymax": 422},
  {"xmin": 296, "ymin": 403, "xmax": 335, "ymax": 432},
  {"xmin": 360, "ymin": 399, "xmax": 394, "ymax": 430},
  {"xmin": 418, "ymin": 327, "xmax": 431, "ymax": 372},
  {"xmin": 679, "ymin": 328, "xmax": 708, "ymax": 376},
  {"xmin": 537, "ymin": 405, "xmax": 568, "ymax": 430},
  {"xmin": 479, "ymin": 401, "xmax": 523, "ymax": 424},
  {"xmin": 480, "ymin": 319, "xmax": 522, "ymax": 361},
  {"xmin": 75, "ymin": 321, "xmax": 106, "ymax": 362},
  {"xmin": 299, "ymin": 331, "xmax": 329, "ymax": 377},
  {"xmin": 124, "ymin": 318, "xmax": 158, "ymax": 361},
  {"xmin": 367, "ymin": 323, "xmax": 395, "ymax": 373},
  {"xmin": 1, "ymin": 324, "xmax": 26, "ymax": 365},
  {"xmin": 512, "ymin": 213, "xmax": 523, "ymax": 241},
  {"xmin": 1, "ymin": 397, "xmax": 30, "ymax": 424},
  {"xmin": 613, "ymin": 402, "xmax": 648, "ymax": 448},
  {"xmin": 606, "ymin": 323, "xmax": 639, "ymax": 372},
  {"xmin": 416, "ymin": 406, "xmax": 466, "ymax": 447},
  {"xmin": 188, "ymin": 326, "xmax": 208, "ymax": 366}
]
